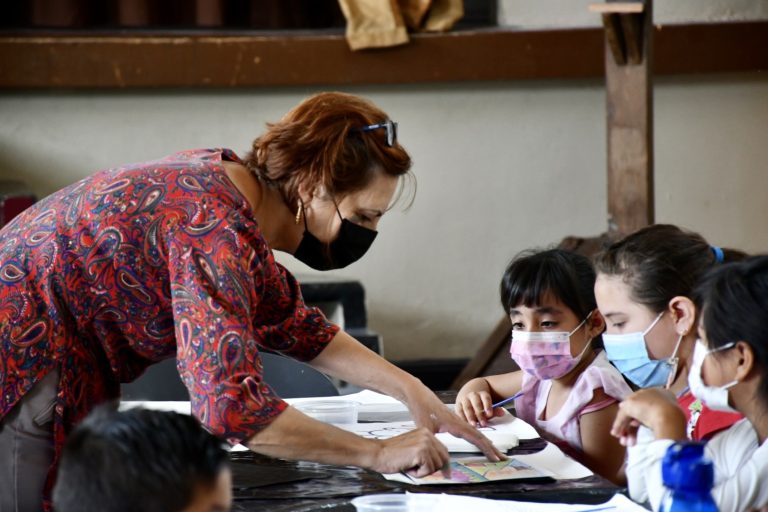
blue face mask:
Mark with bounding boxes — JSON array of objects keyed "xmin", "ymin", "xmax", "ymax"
[{"xmin": 603, "ymin": 312, "xmax": 683, "ymax": 388}]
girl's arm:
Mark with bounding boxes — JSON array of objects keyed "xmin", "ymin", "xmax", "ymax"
[
  {"xmin": 578, "ymin": 390, "xmax": 627, "ymax": 485},
  {"xmin": 610, "ymin": 388, "xmax": 687, "ymax": 446},
  {"xmin": 629, "ymin": 420, "xmax": 768, "ymax": 512},
  {"xmin": 610, "ymin": 388, "xmax": 687, "ymax": 505},
  {"xmin": 455, "ymin": 371, "xmax": 523, "ymax": 427}
]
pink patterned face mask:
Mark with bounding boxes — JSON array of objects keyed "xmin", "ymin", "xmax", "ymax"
[{"xmin": 509, "ymin": 315, "xmax": 591, "ymax": 380}]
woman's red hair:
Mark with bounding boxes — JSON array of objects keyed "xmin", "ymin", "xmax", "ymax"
[{"xmin": 244, "ymin": 92, "xmax": 413, "ymax": 209}]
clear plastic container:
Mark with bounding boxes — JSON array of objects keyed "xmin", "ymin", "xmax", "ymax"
[
  {"xmin": 351, "ymin": 494, "xmax": 410, "ymax": 512},
  {"xmin": 294, "ymin": 400, "xmax": 359, "ymax": 424}
]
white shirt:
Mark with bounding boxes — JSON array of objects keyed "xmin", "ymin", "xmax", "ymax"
[{"xmin": 626, "ymin": 418, "xmax": 768, "ymax": 511}]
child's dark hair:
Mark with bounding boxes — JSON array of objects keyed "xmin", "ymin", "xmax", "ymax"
[
  {"xmin": 594, "ymin": 224, "xmax": 747, "ymax": 313},
  {"xmin": 695, "ymin": 255, "xmax": 768, "ymax": 407},
  {"xmin": 53, "ymin": 405, "xmax": 229, "ymax": 512},
  {"xmin": 501, "ymin": 249, "xmax": 600, "ymax": 345}
]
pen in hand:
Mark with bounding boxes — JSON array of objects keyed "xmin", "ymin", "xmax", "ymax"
[{"xmin": 491, "ymin": 391, "xmax": 524, "ymax": 410}]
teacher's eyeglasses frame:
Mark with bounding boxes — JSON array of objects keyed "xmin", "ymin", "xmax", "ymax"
[{"xmin": 359, "ymin": 120, "xmax": 398, "ymax": 147}]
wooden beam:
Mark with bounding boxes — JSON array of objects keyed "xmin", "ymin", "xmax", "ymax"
[
  {"xmin": 0, "ymin": 21, "xmax": 766, "ymax": 89},
  {"xmin": 620, "ymin": 11, "xmax": 643, "ymax": 64},
  {"xmin": 0, "ymin": 29, "xmax": 604, "ymax": 88},
  {"xmin": 602, "ymin": 13, "xmax": 627, "ymax": 65},
  {"xmin": 605, "ymin": 0, "xmax": 654, "ymax": 234},
  {"xmin": 589, "ymin": 2, "xmax": 644, "ymax": 14},
  {"xmin": 655, "ymin": 21, "xmax": 768, "ymax": 75}
]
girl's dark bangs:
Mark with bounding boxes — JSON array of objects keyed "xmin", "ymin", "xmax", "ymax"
[{"xmin": 505, "ymin": 261, "xmax": 559, "ymax": 310}]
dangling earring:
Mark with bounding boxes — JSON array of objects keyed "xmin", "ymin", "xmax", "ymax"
[{"xmin": 295, "ymin": 202, "xmax": 302, "ymax": 224}]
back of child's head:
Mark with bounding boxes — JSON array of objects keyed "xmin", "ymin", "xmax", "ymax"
[
  {"xmin": 593, "ymin": 224, "xmax": 747, "ymax": 313},
  {"xmin": 500, "ymin": 248, "xmax": 597, "ymax": 322},
  {"xmin": 53, "ymin": 405, "xmax": 230, "ymax": 512},
  {"xmin": 695, "ymin": 255, "xmax": 768, "ymax": 405}
]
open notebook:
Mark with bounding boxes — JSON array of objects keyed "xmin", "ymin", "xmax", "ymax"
[
  {"xmin": 340, "ymin": 419, "xmax": 523, "ymax": 453},
  {"xmin": 329, "ymin": 390, "xmax": 539, "ymax": 454}
]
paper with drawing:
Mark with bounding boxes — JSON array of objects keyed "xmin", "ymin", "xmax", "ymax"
[
  {"xmin": 339, "ymin": 415, "xmax": 527, "ymax": 453},
  {"xmin": 384, "ymin": 456, "xmax": 553, "ymax": 485},
  {"xmin": 328, "ymin": 391, "xmax": 539, "ymax": 453}
]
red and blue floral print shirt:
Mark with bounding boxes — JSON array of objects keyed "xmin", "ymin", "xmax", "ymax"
[{"xmin": 0, "ymin": 148, "xmax": 338, "ymax": 497}]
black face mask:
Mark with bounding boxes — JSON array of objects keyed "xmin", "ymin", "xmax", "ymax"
[{"xmin": 293, "ymin": 208, "xmax": 378, "ymax": 271}]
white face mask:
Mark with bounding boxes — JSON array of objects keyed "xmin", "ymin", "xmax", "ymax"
[{"xmin": 688, "ymin": 339, "xmax": 738, "ymax": 413}]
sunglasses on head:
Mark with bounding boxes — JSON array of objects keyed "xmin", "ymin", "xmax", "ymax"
[{"xmin": 359, "ymin": 120, "xmax": 398, "ymax": 147}]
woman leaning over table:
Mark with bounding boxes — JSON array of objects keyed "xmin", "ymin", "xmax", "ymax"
[{"xmin": 0, "ymin": 92, "xmax": 502, "ymax": 512}]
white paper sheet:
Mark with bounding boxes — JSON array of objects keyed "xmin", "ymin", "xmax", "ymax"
[
  {"xmin": 285, "ymin": 389, "xmax": 403, "ymax": 406},
  {"xmin": 514, "ymin": 442, "xmax": 593, "ymax": 480},
  {"xmin": 338, "ymin": 410, "xmax": 541, "ymax": 454},
  {"xmin": 400, "ymin": 492, "xmax": 647, "ymax": 511},
  {"xmin": 339, "ymin": 419, "xmax": 521, "ymax": 453},
  {"xmin": 339, "ymin": 406, "xmax": 537, "ymax": 444},
  {"xmin": 287, "ymin": 390, "xmax": 413, "ymax": 422}
]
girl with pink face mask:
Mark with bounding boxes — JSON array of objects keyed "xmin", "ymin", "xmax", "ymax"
[{"xmin": 455, "ymin": 249, "xmax": 632, "ymax": 484}]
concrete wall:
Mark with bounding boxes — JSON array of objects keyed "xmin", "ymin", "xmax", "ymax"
[
  {"xmin": 2, "ymin": 74, "xmax": 766, "ymax": 361},
  {"xmin": 498, "ymin": 0, "xmax": 768, "ymax": 28}
]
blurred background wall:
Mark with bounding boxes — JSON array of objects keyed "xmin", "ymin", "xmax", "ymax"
[{"xmin": 1, "ymin": 0, "xmax": 766, "ymax": 365}]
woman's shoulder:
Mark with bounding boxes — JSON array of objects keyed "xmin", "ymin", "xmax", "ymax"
[
  {"xmin": 156, "ymin": 147, "xmax": 239, "ymax": 165},
  {"xmin": 117, "ymin": 148, "xmax": 242, "ymax": 179},
  {"xmin": 90, "ymin": 148, "xmax": 261, "ymax": 241},
  {"xmin": 138, "ymin": 148, "xmax": 252, "ymax": 213}
]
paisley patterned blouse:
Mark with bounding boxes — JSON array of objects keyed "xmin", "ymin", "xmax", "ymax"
[{"xmin": 0, "ymin": 148, "xmax": 338, "ymax": 486}]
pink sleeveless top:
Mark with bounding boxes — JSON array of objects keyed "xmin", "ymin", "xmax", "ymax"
[{"xmin": 514, "ymin": 351, "xmax": 632, "ymax": 452}]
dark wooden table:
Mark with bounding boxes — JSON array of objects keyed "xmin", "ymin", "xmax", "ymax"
[{"xmin": 229, "ymin": 392, "xmax": 623, "ymax": 511}]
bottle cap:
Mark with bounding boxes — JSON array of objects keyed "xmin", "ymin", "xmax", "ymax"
[{"xmin": 662, "ymin": 442, "xmax": 714, "ymax": 492}]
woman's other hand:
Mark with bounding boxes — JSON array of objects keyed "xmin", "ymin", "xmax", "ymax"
[{"xmin": 369, "ymin": 427, "xmax": 450, "ymax": 477}]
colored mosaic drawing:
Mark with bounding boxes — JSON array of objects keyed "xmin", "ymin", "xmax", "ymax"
[{"xmin": 409, "ymin": 457, "xmax": 545, "ymax": 485}]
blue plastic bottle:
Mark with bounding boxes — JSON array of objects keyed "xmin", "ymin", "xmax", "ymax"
[{"xmin": 659, "ymin": 442, "xmax": 719, "ymax": 512}]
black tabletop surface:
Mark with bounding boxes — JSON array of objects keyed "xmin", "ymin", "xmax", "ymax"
[
  {"xmin": 230, "ymin": 391, "xmax": 623, "ymax": 511},
  {"xmin": 230, "ymin": 438, "xmax": 621, "ymax": 511}
]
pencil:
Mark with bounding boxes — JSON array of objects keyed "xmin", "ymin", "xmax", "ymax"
[{"xmin": 491, "ymin": 391, "xmax": 524, "ymax": 409}]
